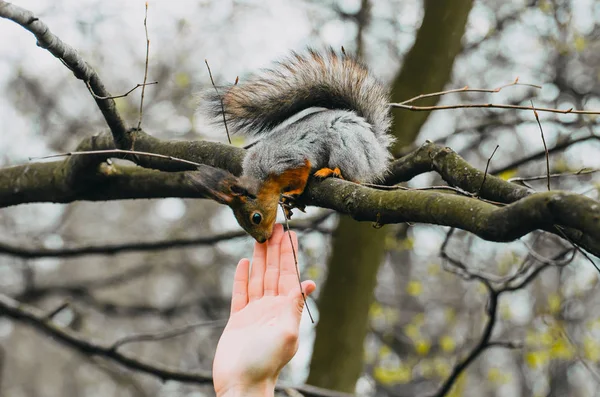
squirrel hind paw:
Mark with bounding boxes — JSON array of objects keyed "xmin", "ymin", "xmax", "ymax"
[{"xmin": 314, "ymin": 167, "xmax": 344, "ymax": 179}]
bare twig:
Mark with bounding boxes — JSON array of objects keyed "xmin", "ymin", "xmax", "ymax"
[
  {"xmin": 137, "ymin": 2, "xmax": 151, "ymax": 130},
  {"xmin": 434, "ymin": 229, "xmax": 564, "ymax": 397},
  {"xmin": 110, "ymin": 319, "xmax": 227, "ymax": 351},
  {"xmin": 391, "ymin": 102, "xmax": 600, "ymax": 116},
  {"xmin": 477, "ymin": 145, "xmax": 500, "ymax": 197},
  {"xmin": 554, "ymin": 225, "xmax": 600, "ymax": 274},
  {"xmin": 205, "ymin": 59, "xmax": 232, "ymax": 144},
  {"xmin": 30, "ymin": 149, "xmax": 203, "ymax": 168},
  {"xmin": 86, "ymin": 81, "xmax": 158, "ymax": 100},
  {"xmin": 432, "ymin": 271, "xmax": 499, "ymax": 396},
  {"xmin": 560, "ymin": 326, "xmax": 600, "ymax": 385},
  {"xmin": 508, "ymin": 168, "xmax": 598, "ymax": 183},
  {"xmin": 0, "ymin": 212, "xmax": 333, "ymax": 259},
  {"xmin": 486, "ymin": 341, "xmax": 523, "ymax": 349},
  {"xmin": 398, "ymin": 78, "xmax": 540, "ymax": 106},
  {"xmin": 44, "ymin": 300, "xmax": 71, "ymax": 320},
  {"xmin": 530, "ymin": 101, "xmax": 551, "ymax": 191},
  {"xmin": 279, "ymin": 203, "xmax": 315, "ymax": 323},
  {"xmin": 490, "ymin": 135, "xmax": 598, "ymax": 175}
]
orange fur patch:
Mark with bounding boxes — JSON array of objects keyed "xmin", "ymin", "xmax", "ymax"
[
  {"xmin": 258, "ymin": 160, "xmax": 312, "ymax": 200},
  {"xmin": 314, "ymin": 167, "xmax": 344, "ymax": 179}
]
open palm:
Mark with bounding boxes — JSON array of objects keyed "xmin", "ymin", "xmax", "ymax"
[{"xmin": 213, "ymin": 224, "xmax": 316, "ymax": 397}]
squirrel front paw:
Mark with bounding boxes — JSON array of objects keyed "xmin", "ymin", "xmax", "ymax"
[
  {"xmin": 313, "ymin": 167, "xmax": 344, "ymax": 179},
  {"xmin": 280, "ymin": 194, "xmax": 306, "ymax": 219}
]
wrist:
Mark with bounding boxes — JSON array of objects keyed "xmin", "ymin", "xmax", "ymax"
[{"xmin": 215, "ymin": 380, "xmax": 276, "ymax": 397}]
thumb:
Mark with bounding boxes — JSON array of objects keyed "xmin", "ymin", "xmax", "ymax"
[
  {"xmin": 301, "ymin": 280, "xmax": 316, "ymax": 297},
  {"xmin": 292, "ymin": 280, "xmax": 316, "ymax": 314}
]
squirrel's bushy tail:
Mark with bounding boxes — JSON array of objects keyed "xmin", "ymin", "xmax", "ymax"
[{"xmin": 201, "ymin": 49, "xmax": 392, "ymax": 147}]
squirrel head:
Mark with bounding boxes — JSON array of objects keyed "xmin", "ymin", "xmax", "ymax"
[
  {"xmin": 229, "ymin": 162, "xmax": 311, "ymax": 243},
  {"xmin": 229, "ymin": 178, "xmax": 280, "ymax": 243}
]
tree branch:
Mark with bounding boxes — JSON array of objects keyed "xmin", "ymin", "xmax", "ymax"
[
  {"xmin": 0, "ymin": 293, "xmax": 214, "ymax": 382},
  {"xmin": 385, "ymin": 141, "xmax": 532, "ymax": 201},
  {"xmin": 0, "ymin": 212, "xmax": 333, "ymax": 259},
  {"xmin": 1, "ymin": 130, "xmax": 243, "ymax": 208},
  {"xmin": 0, "ymin": 0, "xmax": 129, "ymax": 148},
  {"xmin": 0, "ymin": 293, "xmax": 352, "ymax": 397},
  {"xmin": 306, "ymin": 179, "xmax": 600, "ymax": 257},
  {"xmin": 3, "ymin": 135, "xmax": 600, "ymax": 257}
]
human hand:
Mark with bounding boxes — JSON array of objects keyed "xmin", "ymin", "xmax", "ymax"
[{"xmin": 213, "ymin": 224, "xmax": 316, "ymax": 397}]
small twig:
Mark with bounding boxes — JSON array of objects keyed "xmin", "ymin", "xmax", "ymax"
[
  {"xmin": 486, "ymin": 341, "xmax": 523, "ymax": 349},
  {"xmin": 137, "ymin": 2, "xmax": 151, "ymax": 130},
  {"xmin": 391, "ymin": 101, "xmax": 600, "ymax": 115},
  {"xmin": 554, "ymin": 225, "xmax": 600, "ymax": 275},
  {"xmin": 560, "ymin": 327, "xmax": 600, "ymax": 385},
  {"xmin": 29, "ymin": 149, "xmax": 202, "ymax": 168},
  {"xmin": 440, "ymin": 228, "xmax": 497, "ymax": 283},
  {"xmin": 110, "ymin": 319, "xmax": 227, "ymax": 351},
  {"xmin": 491, "ymin": 134, "xmax": 597, "ymax": 175},
  {"xmin": 44, "ymin": 300, "xmax": 71, "ymax": 320},
  {"xmin": 508, "ymin": 168, "xmax": 598, "ymax": 183},
  {"xmin": 520, "ymin": 240, "xmax": 576, "ymax": 268},
  {"xmin": 431, "ymin": 280, "xmax": 497, "ymax": 397},
  {"xmin": 477, "ymin": 145, "xmax": 500, "ymax": 197},
  {"xmin": 530, "ymin": 100, "xmax": 551, "ymax": 191},
  {"xmin": 86, "ymin": 81, "xmax": 158, "ymax": 100},
  {"xmin": 399, "ymin": 77, "xmax": 540, "ymax": 106},
  {"xmin": 205, "ymin": 59, "xmax": 232, "ymax": 144},
  {"xmin": 279, "ymin": 202, "xmax": 315, "ymax": 324},
  {"xmin": 0, "ymin": 213, "xmax": 334, "ymax": 259},
  {"xmin": 500, "ymin": 256, "xmax": 570, "ymax": 294}
]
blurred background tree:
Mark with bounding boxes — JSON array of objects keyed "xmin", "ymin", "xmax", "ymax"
[{"xmin": 1, "ymin": 0, "xmax": 600, "ymax": 396}]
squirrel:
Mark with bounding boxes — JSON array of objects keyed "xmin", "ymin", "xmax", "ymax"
[{"xmin": 200, "ymin": 49, "xmax": 394, "ymax": 243}]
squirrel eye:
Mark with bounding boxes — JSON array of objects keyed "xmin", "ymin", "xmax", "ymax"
[{"xmin": 251, "ymin": 212, "xmax": 262, "ymax": 225}]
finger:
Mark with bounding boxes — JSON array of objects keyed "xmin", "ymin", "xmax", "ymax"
[
  {"xmin": 284, "ymin": 280, "xmax": 317, "ymax": 326},
  {"xmin": 230, "ymin": 259, "xmax": 250, "ymax": 314},
  {"xmin": 264, "ymin": 224, "xmax": 284, "ymax": 296},
  {"xmin": 279, "ymin": 230, "xmax": 301, "ymax": 296},
  {"xmin": 288, "ymin": 280, "xmax": 317, "ymax": 299},
  {"xmin": 248, "ymin": 240, "xmax": 267, "ymax": 301}
]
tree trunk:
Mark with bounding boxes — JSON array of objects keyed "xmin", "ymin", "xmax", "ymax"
[{"xmin": 306, "ymin": 0, "xmax": 474, "ymax": 392}]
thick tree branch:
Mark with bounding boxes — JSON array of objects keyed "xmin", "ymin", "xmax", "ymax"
[
  {"xmin": 1, "ymin": 130, "xmax": 243, "ymax": 208},
  {"xmin": 305, "ymin": 179, "xmax": 600, "ymax": 257},
  {"xmin": 1, "ymin": 161, "xmax": 231, "ymax": 207},
  {"xmin": 385, "ymin": 141, "xmax": 532, "ymax": 202},
  {"xmin": 3, "ymin": 135, "xmax": 599, "ymax": 257},
  {"xmin": 384, "ymin": 141, "xmax": 600, "ymax": 255}
]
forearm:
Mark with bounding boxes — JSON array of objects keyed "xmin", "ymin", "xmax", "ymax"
[{"xmin": 215, "ymin": 381, "xmax": 276, "ymax": 397}]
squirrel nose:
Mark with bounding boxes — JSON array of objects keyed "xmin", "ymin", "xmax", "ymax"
[{"xmin": 256, "ymin": 236, "xmax": 267, "ymax": 244}]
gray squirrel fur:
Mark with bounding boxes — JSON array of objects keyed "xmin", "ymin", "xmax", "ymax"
[{"xmin": 200, "ymin": 49, "xmax": 394, "ymax": 187}]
